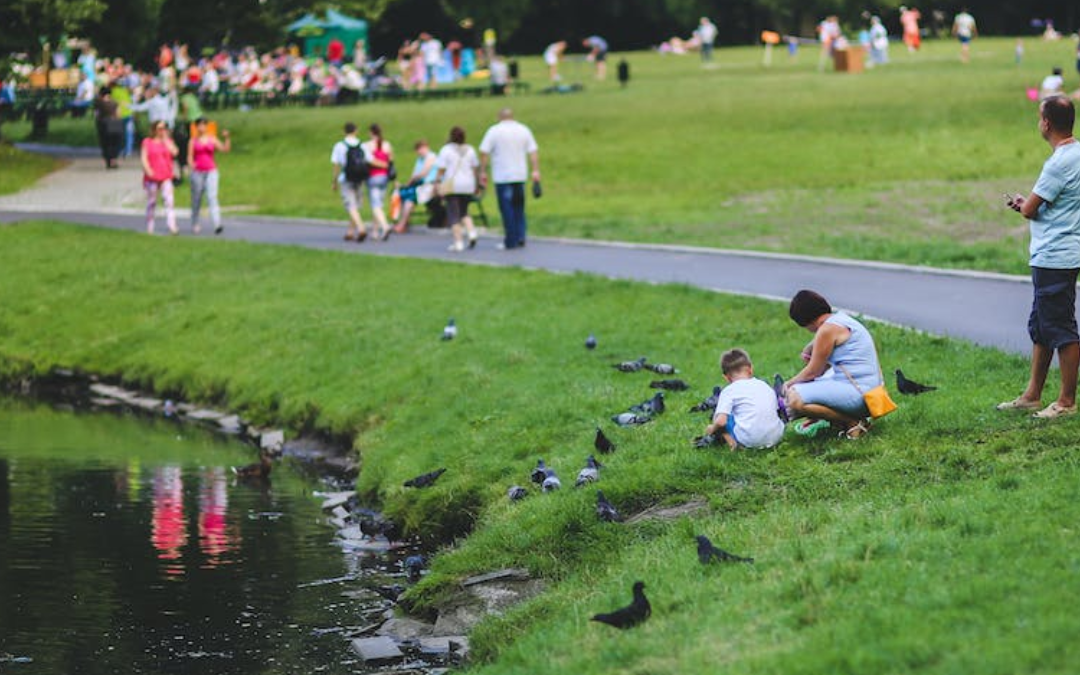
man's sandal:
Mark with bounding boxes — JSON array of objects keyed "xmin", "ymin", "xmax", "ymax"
[
  {"xmin": 995, "ymin": 398, "xmax": 1041, "ymax": 411},
  {"xmin": 1032, "ymin": 402, "xmax": 1078, "ymax": 419}
]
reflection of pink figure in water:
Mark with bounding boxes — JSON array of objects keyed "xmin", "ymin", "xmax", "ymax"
[
  {"xmin": 151, "ymin": 465, "xmax": 188, "ymax": 576},
  {"xmin": 198, "ymin": 466, "xmax": 239, "ymax": 568}
]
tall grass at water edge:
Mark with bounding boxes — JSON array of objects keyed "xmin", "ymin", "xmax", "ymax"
[{"xmin": 0, "ymin": 222, "xmax": 1078, "ymax": 672}]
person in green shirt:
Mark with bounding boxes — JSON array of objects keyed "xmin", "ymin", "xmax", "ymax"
[{"xmin": 174, "ymin": 86, "xmax": 204, "ymax": 184}]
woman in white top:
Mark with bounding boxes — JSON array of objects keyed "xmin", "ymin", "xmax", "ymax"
[{"xmin": 433, "ymin": 125, "xmax": 480, "ymax": 251}]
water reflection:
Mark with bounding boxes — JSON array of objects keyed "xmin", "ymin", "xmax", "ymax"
[{"xmin": 0, "ymin": 403, "xmax": 419, "ymax": 675}]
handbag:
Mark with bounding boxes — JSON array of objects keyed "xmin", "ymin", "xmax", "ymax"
[
  {"xmin": 838, "ymin": 362, "xmax": 898, "ymax": 419},
  {"xmin": 439, "ymin": 145, "xmax": 466, "ymax": 195}
]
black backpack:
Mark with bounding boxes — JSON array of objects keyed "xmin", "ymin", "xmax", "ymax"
[{"xmin": 343, "ymin": 143, "xmax": 369, "ymax": 183}]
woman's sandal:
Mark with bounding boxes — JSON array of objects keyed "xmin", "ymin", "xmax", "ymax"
[{"xmin": 841, "ymin": 420, "xmax": 870, "ymax": 440}]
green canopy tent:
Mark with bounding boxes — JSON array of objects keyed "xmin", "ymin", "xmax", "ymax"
[{"xmin": 286, "ymin": 10, "xmax": 368, "ymax": 59}]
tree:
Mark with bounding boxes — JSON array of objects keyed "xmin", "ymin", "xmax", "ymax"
[{"xmin": 2, "ymin": 0, "xmax": 106, "ymax": 62}]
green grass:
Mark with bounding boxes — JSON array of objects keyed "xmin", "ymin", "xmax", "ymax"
[
  {"xmin": 2, "ymin": 221, "xmax": 1080, "ymax": 673},
  {"xmin": 5, "ymin": 37, "xmax": 1074, "ymax": 272},
  {"xmin": 0, "ymin": 142, "xmax": 60, "ymax": 195}
]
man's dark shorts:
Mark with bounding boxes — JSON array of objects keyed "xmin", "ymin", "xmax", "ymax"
[{"xmin": 1028, "ymin": 266, "xmax": 1080, "ymax": 349}]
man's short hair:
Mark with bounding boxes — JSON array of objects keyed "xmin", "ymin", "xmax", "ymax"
[
  {"xmin": 789, "ymin": 289, "xmax": 832, "ymax": 327},
  {"xmin": 343, "ymin": 122, "xmax": 357, "ymax": 134},
  {"xmin": 1041, "ymin": 96, "xmax": 1075, "ymax": 135},
  {"xmin": 720, "ymin": 348, "xmax": 752, "ymax": 375}
]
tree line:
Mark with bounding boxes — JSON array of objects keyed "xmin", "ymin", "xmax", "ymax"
[{"xmin": 2, "ymin": 0, "xmax": 1076, "ymax": 67}]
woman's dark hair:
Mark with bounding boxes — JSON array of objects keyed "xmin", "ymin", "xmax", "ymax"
[
  {"xmin": 449, "ymin": 126, "xmax": 466, "ymax": 144},
  {"xmin": 789, "ymin": 289, "xmax": 832, "ymax": 327},
  {"xmin": 370, "ymin": 123, "xmax": 383, "ymax": 148}
]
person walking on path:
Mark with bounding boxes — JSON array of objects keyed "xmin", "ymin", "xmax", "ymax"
[
  {"xmin": 93, "ymin": 86, "xmax": 122, "ymax": 170},
  {"xmin": 479, "ymin": 108, "xmax": 540, "ymax": 250},
  {"xmin": 331, "ymin": 122, "xmax": 370, "ymax": 242},
  {"xmin": 363, "ymin": 123, "xmax": 394, "ymax": 241},
  {"xmin": 951, "ymin": 8, "xmax": 977, "ymax": 63},
  {"xmin": 433, "ymin": 126, "xmax": 480, "ymax": 252},
  {"xmin": 187, "ymin": 118, "xmax": 231, "ymax": 235},
  {"xmin": 141, "ymin": 120, "xmax": 179, "ymax": 235},
  {"xmin": 1001, "ymin": 96, "xmax": 1080, "ymax": 419}
]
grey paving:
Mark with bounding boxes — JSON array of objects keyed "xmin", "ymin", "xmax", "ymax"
[{"xmin": 0, "ymin": 153, "xmax": 1036, "ymax": 354}]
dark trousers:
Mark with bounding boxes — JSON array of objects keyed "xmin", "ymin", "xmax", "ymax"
[{"xmin": 495, "ymin": 182, "xmax": 526, "ymax": 248}]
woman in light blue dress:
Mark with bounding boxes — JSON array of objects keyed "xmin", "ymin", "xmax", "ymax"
[{"xmin": 782, "ymin": 289, "xmax": 882, "ymax": 438}]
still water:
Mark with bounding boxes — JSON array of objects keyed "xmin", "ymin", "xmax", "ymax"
[{"xmin": 0, "ymin": 402, "xmax": 410, "ymax": 675}]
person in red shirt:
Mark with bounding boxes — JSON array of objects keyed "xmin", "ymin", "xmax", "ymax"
[{"xmin": 327, "ymin": 38, "xmax": 345, "ymax": 66}]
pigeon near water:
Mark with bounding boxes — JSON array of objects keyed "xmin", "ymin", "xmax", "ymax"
[
  {"xmin": 612, "ymin": 412, "xmax": 652, "ymax": 427},
  {"xmin": 575, "ymin": 455, "xmax": 603, "ymax": 487},
  {"xmin": 896, "ymin": 369, "xmax": 937, "ymax": 395},
  {"xmin": 646, "ymin": 363, "xmax": 678, "ymax": 375},
  {"xmin": 541, "ymin": 467, "xmax": 562, "ymax": 492},
  {"xmin": 650, "ymin": 378, "xmax": 690, "ymax": 391},
  {"xmin": 585, "ymin": 334, "xmax": 597, "ymax": 350},
  {"xmin": 613, "ymin": 357, "xmax": 648, "ymax": 373},
  {"xmin": 630, "ymin": 391, "xmax": 665, "ymax": 416},
  {"xmin": 594, "ymin": 427, "xmax": 617, "ymax": 454},
  {"xmin": 404, "ymin": 555, "xmax": 426, "ymax": 582},
  {"xmin": 591, "ymin": 581, "xmax": 651, "ymax": 629},
  {"xmin": 595, "ymin": 490, "xmax": 623, "ymax": 522},
  {"xmin": 403, "ymin": 467, "xmax": 447, "ymax": 488},
  {"xmin": 508, "ymin": 485, "xmax": 528, "ymax": 501},
  {"xmin": 689, "ymin": 385, "xmax": 723, "ymax": 413},
  {"xmin": 530, "ymin": 459, "xmax": 548, "ymax": 485},
  {"xmin": 379, "ymin": 519, "xmax": 402, "ymax": 542},
  {"xmin": 441, "ymin": 318, "xmax": 457, "ymax": 341},
  {"xmin": 696, "ymin": 535, "xmax": 754, "ymax": 564}
]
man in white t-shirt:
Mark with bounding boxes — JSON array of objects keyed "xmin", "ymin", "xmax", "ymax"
[
  {"xmin": 952, "ymin": 9, "xmax": 977, "ymax": 63},
  {"xmin": 703, "ymin": 349, "xmax": 785, "ymax": 450},
  {"xmin": 419, "ymin": 32, "xmax": 443, "ymax": 88},
  {"xmin": 330, "ymin": 121, "xmax": 368, "ymax": 242},
  {"xmin": 479, "ymin": 108, "xmax": 540, "ymax": 250}
]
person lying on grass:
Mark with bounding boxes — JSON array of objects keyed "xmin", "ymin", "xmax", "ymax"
[{"xmin": 703, "ymin": 348, "xmax": 785, "ymax": 450}]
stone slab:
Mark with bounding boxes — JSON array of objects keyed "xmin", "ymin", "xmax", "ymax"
[{"xmin": 351, "ymin": 636, "xmax": 403, "ymax": 664}]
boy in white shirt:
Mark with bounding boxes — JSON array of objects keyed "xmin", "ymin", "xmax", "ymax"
[{"xmin": 703, "ymin": 348, "xmax": 786, "ymax": 450}]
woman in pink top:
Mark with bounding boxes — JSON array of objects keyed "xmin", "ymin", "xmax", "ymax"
[
  {"xmin": 363, "ymin": 123, "xmax": 394, "ymax": 240},
  {"xmin": 187, "ymin": 117, "xmax": 232, "ymax": 235},
  {"xmin": 141, "ymin": 120, "xmax": 179, "ymax": 235}
]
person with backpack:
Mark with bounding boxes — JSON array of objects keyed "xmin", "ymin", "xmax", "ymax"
[{"xmin": 331, "ymin": 121, "xmax": 370, "ymax": 242}]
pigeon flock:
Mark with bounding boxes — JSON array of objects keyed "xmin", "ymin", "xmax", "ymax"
[{"xmin": 424, "ymin": 323, "xmax": 935, "ymax": 630}]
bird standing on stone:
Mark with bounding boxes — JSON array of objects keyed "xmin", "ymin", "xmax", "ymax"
[
  {"xmin": 542, "ymin": 467, "xmax": 562, "ymax": 492},
  {"xmin": 530, "ymin": 459, "xmax": 548, "ymax": 485},
  {"xmin": 404, "ymin": 555, "xmax": 426, "ymax": 582},
  {"xmin": 441, "ymin": 318, "xmax": 457, "ymax": 341},
  {"xmin": 508, "ymin": 485, "xmax": 528, "ymax": 501},
  {"xmin": 696, "ymin": 535, "xmax": 754, "ymax": 564},
  {"xmin": 613, "ymin": 357, "xmax": 648, "ymax": 372},
  {"xmin": 575, "ymin": 455, "xmax": 603, "ymax": 487},
  {"xmin": 594, "ymin": 427, "xmax": 616, "ymax": 454},
  {"xmin": 585, "ymin": 333, "xmax": 597, "ymax": 350},
  {"xmin": 591, "ymin": 581, "xmax": 651, "ymax": 629},
  {"xmin": 650, "ymin": 378, "xmax": 690, "ymax": 391},
  {"xmin": 689, "ymin": 385, "xmax": 723, "ymax": 413},
  {"xmin": 896, "ymin": 369, "xmax": 937, "ymax": 395},
  {"xmin": 595, "ymin": 490, "xmax": 623, "ymax": 522},
  {"xmin": 403, "ymin": 467, "xmax": 447, "ymax": 488}
]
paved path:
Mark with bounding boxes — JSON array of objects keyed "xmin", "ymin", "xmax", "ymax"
[{"xmin": 0, "ymin": 150, "xmax": 1035, "ymax": 354}]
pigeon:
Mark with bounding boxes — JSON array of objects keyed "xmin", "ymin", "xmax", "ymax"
[
  {"xmin": 374, "ymin": 584, "xmax": 406, "ymax": 602},
  {"xmin": 594, "ymin": 427, "xmax": 617, "ymax": 454},
  {"xmin": 232, "ymin": 452, "xmax": 272, "ymax": 480},
  {"xmin": 575, "ymin": 455, "xmax": 603, "ymax": 487},
  {"xmin": 650, "ymin": 378, "xmax": 690, "ymax": 391},
  {"xmin": 508, "ymin": 485, "xmax": 528, "ymax": 501},
  {"xmin": 896, "ymin": 369, "xmax": 937, "ymax": 395},
  {"xmin": 696, "ymin": 535, "xmax": 754, "ymax": 564},
  {"xmin": 613, "ymin": 357, "xmax": 648, "ymax": 373},
  {"xmin": 692, "ymin": 434, "xmax": 720, "ymax": 448},
  {"xmin": 612, "ymin": 412, "xmax": 652, "ymax": 427},
  {"xmin": 585, "ymin": 333, "xmax": 597, "ymax": 350},
  {"xmin": 591, "ymin": 581, "xmax": 651, "ymax": 629},
  {"xmin": 773, "ymin": 373, "xmax": 790, "ymax": 422},
  {"xmin": 359, "ymin": 517, "xmax": 383, "ymax": 539},
  {"xmin": 378, "ymin": 519, "xmax": 402, "ymax": 542},
  {"xmin": 441, "ymin": 318, "xmax": 457, "ymax": 341},
  {"xmin": 541, "ymin": 467, "xmax": 562, "ymax": 492},
  {"xmin": 403, "ymin": 467, "xmax": 446, "ymax": 488},
  {"xmin": 689, "ymin": 386, "xmax": 723, "ymax": 413},
  {"xmin": 530, "ymin": 459, "xmax": 548, "ymax": 485},
  {"xmin": 163, "ymin": 399, "xmax": 177, "ymax": 417},
  {"xmin": 646, "ymin": 363, "xmax": 678, "ymax": 375},
  {"xmin": 633, "ymin": 391, "xmax": 665, "ymax": 415},
  {"xmin": 404, "ymin": 555, "xmax": 426, "ymax": 582},
  {"xmin": 595, "ymin": 490, "xmax": 623, "ymax": 522}
]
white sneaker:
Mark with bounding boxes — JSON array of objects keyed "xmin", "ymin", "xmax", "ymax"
[{"xmin": 448, "ymin": 241, "xmax": 465, "ymax": 252}]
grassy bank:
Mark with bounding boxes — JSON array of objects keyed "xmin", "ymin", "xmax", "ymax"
[
  {"xmin": 2, "ymin": 221, "xmax": 1079, "ymax": 672},
  {"xmin": 0, "ymin": 142, "xmax": 60, "ymax": 196},
  {"xmin": 6, "ymin": 37, "xmax": 1076, "ymax": 272}
]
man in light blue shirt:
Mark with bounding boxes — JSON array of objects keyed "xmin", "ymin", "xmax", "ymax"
[{"xmin": 1001, "ymin": 96, "xmax": 1080, "ymax": 418}]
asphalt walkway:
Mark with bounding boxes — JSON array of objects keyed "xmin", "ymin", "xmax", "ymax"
[{"xmin": 0, "ymin": 148, "xmax": 1035, "ymax": 354}]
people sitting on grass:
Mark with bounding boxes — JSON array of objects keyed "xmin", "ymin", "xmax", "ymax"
[
  {"xmin": 702, "ymin": 349, "xmax": 785, "ymax": 450},
  {"xmin": 782, "ymin": 289, "xmax": 884, "ymax": 440}
]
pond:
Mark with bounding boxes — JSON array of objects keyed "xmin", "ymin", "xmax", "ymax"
[{"xmin": 0, "ymin": 401, "xmax": 424, "ymax": 675}]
